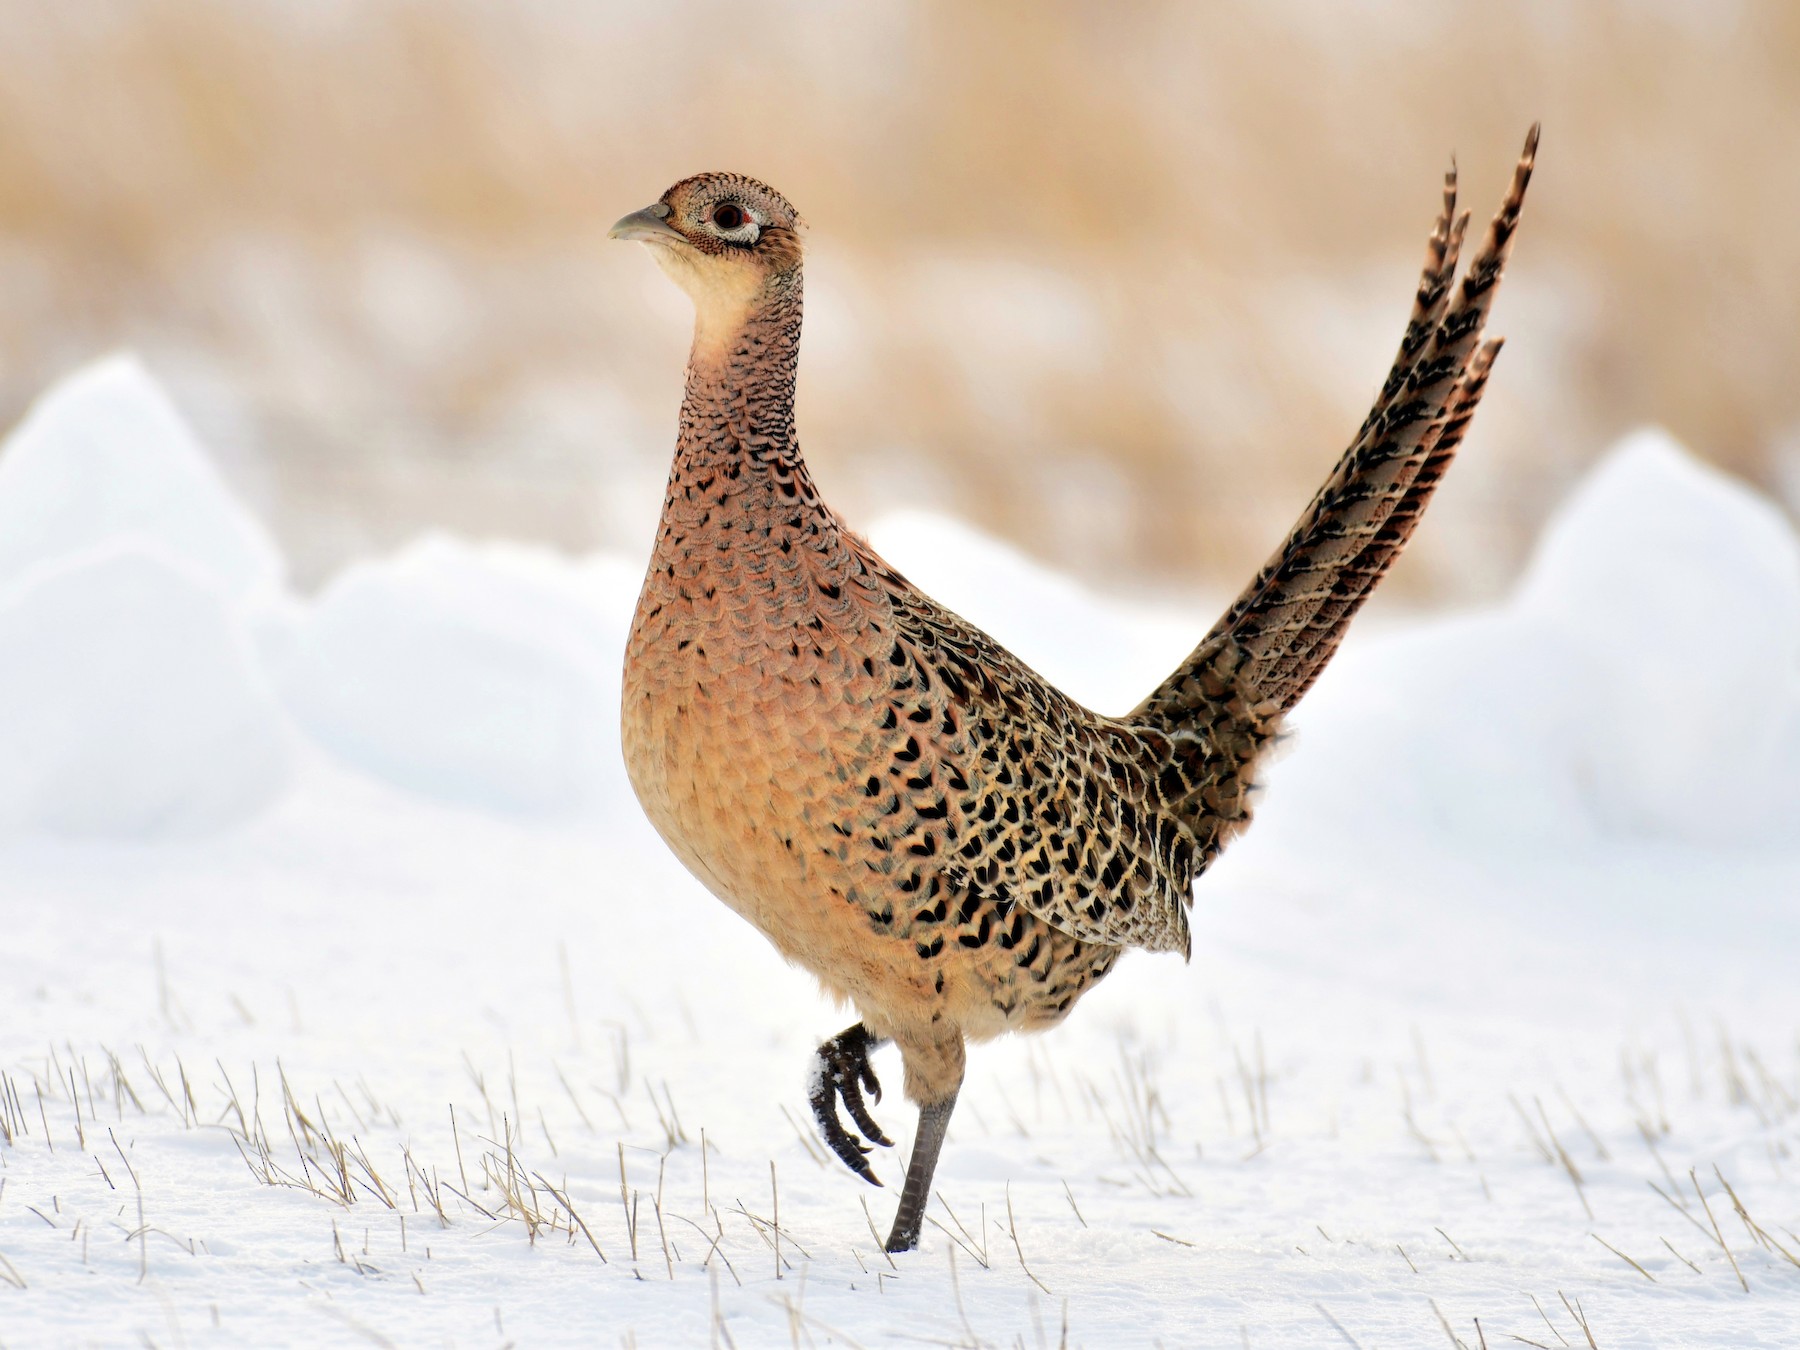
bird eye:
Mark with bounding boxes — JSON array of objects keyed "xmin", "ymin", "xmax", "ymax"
[{"xmin": 712, "ymin": 203, "xmax": 745, "ymax": 230}]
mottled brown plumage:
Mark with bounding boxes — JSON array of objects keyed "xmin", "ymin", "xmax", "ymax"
[{"xmin": 612, "ymin": 129, "xmax": 1536, "ymax": 1252}]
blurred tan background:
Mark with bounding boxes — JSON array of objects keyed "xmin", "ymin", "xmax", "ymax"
[{"xmin": 1, "ymin": 1, "xmax": 1796, "ymax": 602}]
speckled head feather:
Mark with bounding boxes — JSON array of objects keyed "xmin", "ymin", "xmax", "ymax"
[
  {"xmin": 614, "ymin": 172, "xmax": 806, "ymax": 349},
  {"xmin": 660, "ymin": 172, "xmax": 805, "ymax": 247}
]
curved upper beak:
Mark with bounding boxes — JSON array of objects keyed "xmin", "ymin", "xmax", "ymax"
[{"xmin": 609, "ymin": 203, "xmax": 686, "ymax": 245}]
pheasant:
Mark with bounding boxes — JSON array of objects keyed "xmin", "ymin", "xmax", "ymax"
[{"xmin": 612, "ymin": 128, "xmax": 1536, "ymax": 1253}]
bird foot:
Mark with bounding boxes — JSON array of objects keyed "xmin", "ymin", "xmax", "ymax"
[{"xmin": 808, "ymin": 1024, "xmax": 893, "ymax": 1184}]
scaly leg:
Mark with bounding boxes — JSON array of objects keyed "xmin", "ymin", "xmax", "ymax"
[
  {"xmin": 884, "ymin": 1087, "xmax": 960, "ymax": 1253},
  {"xmin": 808, "ymin": 1023, "xmax": 893, "ymax": 1184}
]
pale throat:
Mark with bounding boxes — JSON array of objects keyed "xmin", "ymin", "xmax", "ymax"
[
  {"xmin": 653, "ymin": 246, "xmax": 796, "ymax": 362},
  {"xmin": 658, "ymin": 252, "xmax": 804, "ymax": 459}
]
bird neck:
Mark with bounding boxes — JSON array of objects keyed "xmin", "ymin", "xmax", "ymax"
[{"xmin": 675, "ymin": 271, "xmax": 805, "ymax": 478}]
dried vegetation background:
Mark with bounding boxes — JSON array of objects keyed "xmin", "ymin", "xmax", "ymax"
[{"xmin": 0, "ymin": 0, "xmax": 1796, "ymax": 598}]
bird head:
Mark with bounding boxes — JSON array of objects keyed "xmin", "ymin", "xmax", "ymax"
[{"xmin": 610, "ymin": 173, "xmax": 804, "ymax": 349}]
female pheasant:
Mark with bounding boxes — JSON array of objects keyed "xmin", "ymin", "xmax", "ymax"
[{"xmin": 612, "ymin": 130, "xmax": 1536, "ymax": 1253}]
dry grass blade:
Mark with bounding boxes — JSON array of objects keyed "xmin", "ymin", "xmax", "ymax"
[
  {"xmin": 1554, "ymin": 1085, "xmax": 1609, "ymax": 1161},
  {"xmin": 1690, "ymin": 1168, "xmax": 1747, "ymax": 1292},
  {"xmin": 930, "ymin": 1193, "xmax": 989, "ymax": 1268},
  {"xmin": 1316, "ymin": 1303, "xmax": 1365, "ymax": 1349},
  {"xmin": 533, "ymin": 1174, "xmax": 607, "ymax": 1263},
  {"xmin": 1004, "ymin": 1183, "xmax": 1052, "ymax": 1295},
  {"xmin": 922, "ymin": 1214, "xmax": 989, "ymax": 1270},
  {"xmin": 1430, "ymin": 1297, "xmax": 1468, "ymax": 1349},
  {"xmin": 1590, "ymin": 1234, "xmax": 1654, "ymax": 1283},
  {"xmin": 618, "ymin": 1143, "xmax": 639, "ymax": 1271},
  {"xmin": 1647, "ymin": 1180, "xmax": 1714, "ymax": 1242},
  {"xmin": 1527, "ymin": 1292, "xmax": 1569, "ymax": 1347},
  {"xmin": 1061, "ymin": 1179, "xmax": 1086, "ymax": 1228},
  {"xmin": 778, "ymin": 1104, "xmax": 830, "ymax": 1168},
  {"xmin": 438, "ymin": 1179, "xmax": 496, "ymax": 1221},
  {"xmin": 1557, "ymin": 1292, "xmax": 1598, "ymax": 1350},
  {"xmin": 729, "ymin": 1199, "xmax": 810, "ymax": 1262},
  {"xmin": 858, "ymin": 1196, "xmax": 897, "ymax": 1272},
  {"xmin": 1712, "ymin": 1165, "xmax": 1800, "ymax": 1268},
  {"xmin": 1535, "ymin": 1098, "xmax": 1591, "ymax": 1219},
  {"xmin": 1635, "ymin": 1120, "xmax": 1680, "ymax": 1194},
  {"xmin": 1510, "ymin": 1094, "xmax": 1554, "ymax": 1164},
  {"xmin": 1659, "ymin": 1236, "xmax": 1702, "ymax": 1274},
  {"xmin": 680, "ymin": 1212, "xmax": 742, "ymax": 1288}
]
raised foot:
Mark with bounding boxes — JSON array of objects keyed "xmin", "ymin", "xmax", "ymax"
[{"xmin": 808, "ymin": 1023, "xmax": 893, "ymax": 1185}]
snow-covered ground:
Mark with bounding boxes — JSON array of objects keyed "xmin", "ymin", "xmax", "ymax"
[{"xmin": 2, "ymin": 357, "xmax": 1798, "ymax": 1348}]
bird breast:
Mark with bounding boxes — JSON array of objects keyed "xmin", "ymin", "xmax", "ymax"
[{"xmin": 620, "ymin": 502, "xmax": 890, "ymax": 938}]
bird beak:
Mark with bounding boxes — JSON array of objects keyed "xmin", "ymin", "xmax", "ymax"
[{"xmin": 609, "ymin": 204, "xmax": 686, "ymax": 245}]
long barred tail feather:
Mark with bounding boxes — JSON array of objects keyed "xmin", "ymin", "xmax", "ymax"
[
  {"xmin": 1204, "ymin": 164, "xmax": 1469, "ymax": 651},
  {"xmin": 1133, "ymin": 125, "xmax": 1537, "ymax": 739},
  {"xmin": 1275, "ymin": 335, "xmax": 1503, "ymax": 705}
]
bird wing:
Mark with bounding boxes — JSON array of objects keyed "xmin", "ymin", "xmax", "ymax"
[
  {"xmin": 828, "ymin": 129, "xmax": 1536, "ymax": 955},
  {"xmin": 852, "ymin": 563, "xmax": 1224, "ymax": 956}
]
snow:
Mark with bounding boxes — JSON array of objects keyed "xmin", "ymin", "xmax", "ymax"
[
  {"xmin": 0, "ymin": 546, "xmax": 292, "ymax": 838},
  {"xmin": 2, "ymin": 358, "xmax": 1798, "ymax": 1347},
  {"xmin": 0, "ymin": 357, "xmax": 284, "ymax": 606},
  {"xmin": 1513, "ymin": 430, "xmax": 1800, "ymax": 844},
  {"xmin": 261, "ymin": 536, "xmax": 638, "ymax": 818},
  {"xmin": 0, "ymin": 359, "xmax": 293, "ymax": 840}
]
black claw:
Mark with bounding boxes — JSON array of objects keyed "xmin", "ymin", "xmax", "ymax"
[
  {"xmin": 843, "ymin": 1080, "xmax": 893, "ymax": 1149},
  {"xmin": 810, "ymin": 1072, "xmax": 880, "ymax": 1184},
  {"xmin": 809, "ymin": 1024, "xmax": 895, "ymax": 1183}
]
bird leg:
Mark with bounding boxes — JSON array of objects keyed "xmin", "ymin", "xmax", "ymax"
[
  {"xmin": 808, "ymin": 1023, "xmax": 893, "ymax": 1184},
  {"xmin": 884, "ymin": 1086, "xmax": 960, "ymax": 1253}
]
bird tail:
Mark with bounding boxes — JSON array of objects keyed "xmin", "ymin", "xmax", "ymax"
[{"xmin": 1134, "ymin": 126, "xmax": 1537, "ymax": 742}]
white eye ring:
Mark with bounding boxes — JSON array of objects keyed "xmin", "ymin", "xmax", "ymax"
[{"xmin": 708, "ymin": 202, "xmax": 761, "ymax": 243}]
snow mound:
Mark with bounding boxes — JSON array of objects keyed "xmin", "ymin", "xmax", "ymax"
[
  {"xmin": 1256, "ymin": 431, "xmax": 1800, "ymax": 858},
  {"xmin": 262, "ymin": 536, "xmax": 639, "ymax": 817},
  {"xmin": 1518, "ymin": 430, "xmax": 1800, "ymax": 840},
  {"xmin": 0, "ymin": 546, "xmax": 293, "ymax": 837},
  {"xmin": 0, "ymin": 355, "xmax": 284, "ymax": 605}
]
